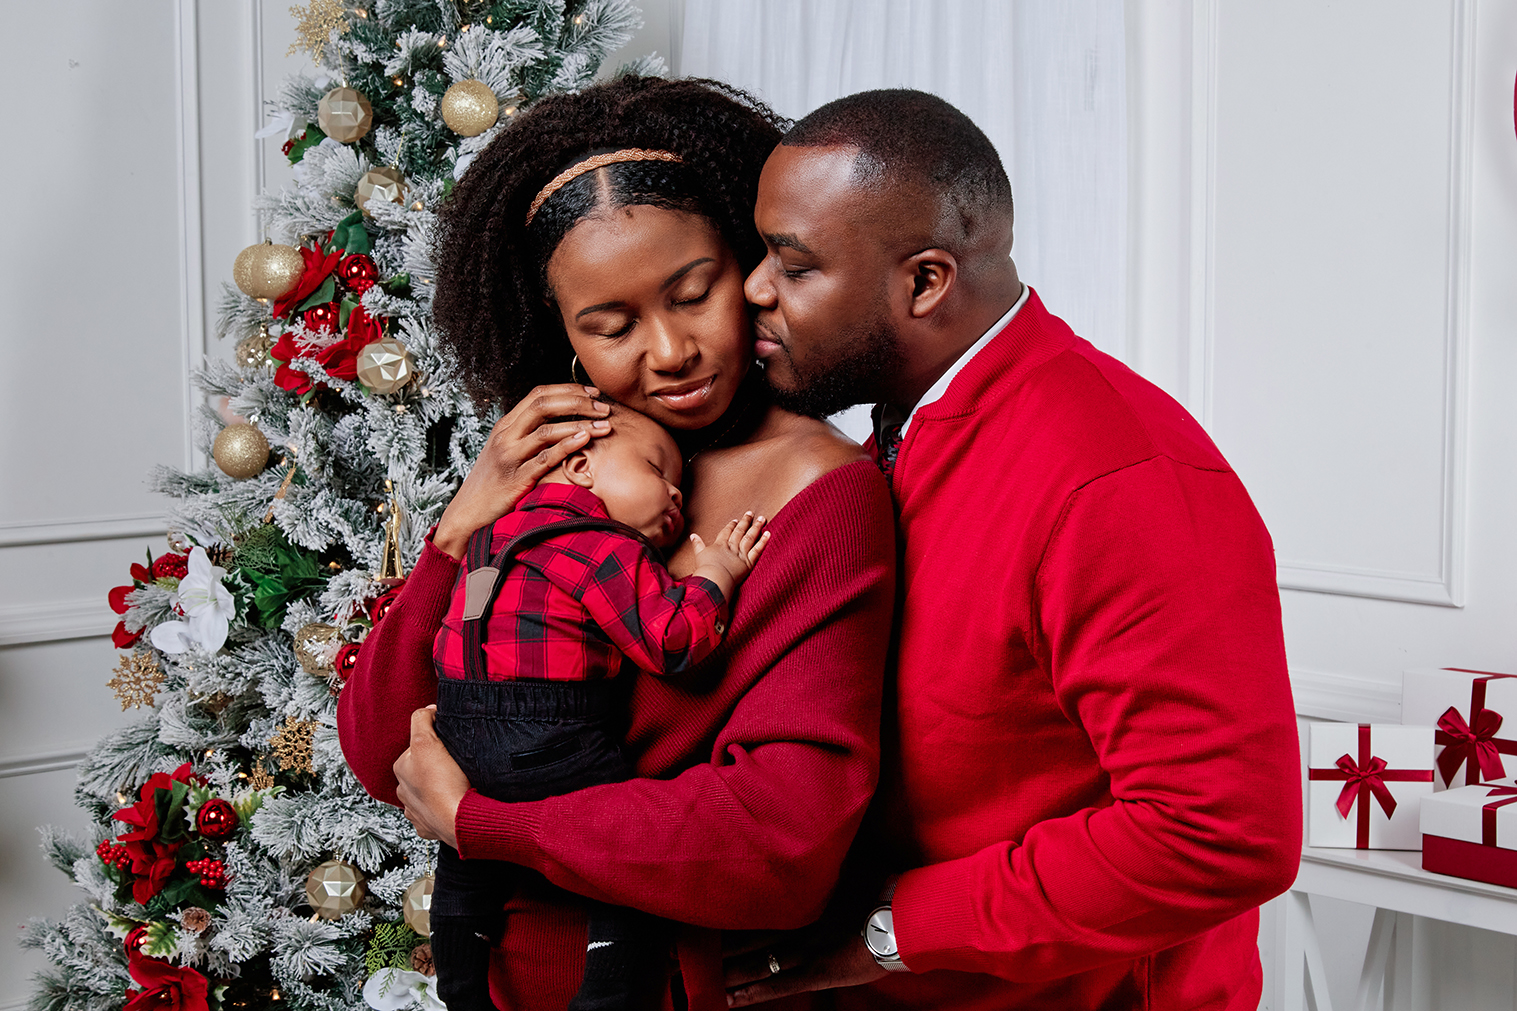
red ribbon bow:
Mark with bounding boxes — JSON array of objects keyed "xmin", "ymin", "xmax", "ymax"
[
  {"xmin": 1481, "ymin": 786, "xmax": 1517, "ymax": 847},
  {"xmin": 1433, "ymin": 672, "xmax": 1517, "ymax": 787},
  {"xmin": 1436, "ymin": 707, "xmax": 1508, "ymax": 785},
  {"xmin": 1309, "ymin": 724, "xmax": 1434, "ymax": 848}
]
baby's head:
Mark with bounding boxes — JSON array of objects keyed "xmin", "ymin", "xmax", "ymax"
[{"xmin": 542, "ymin": 405, "xmax": 684, "ymax": 548}]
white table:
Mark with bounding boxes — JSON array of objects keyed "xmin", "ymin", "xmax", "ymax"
[{"xmin": 1275, "ymin": 845, "xmax": 1517, "ymax": 1010}]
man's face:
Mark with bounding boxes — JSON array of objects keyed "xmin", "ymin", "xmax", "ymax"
[{"xmin": 745, "ymin": 145, "xmax": 906, "ymax": 418}]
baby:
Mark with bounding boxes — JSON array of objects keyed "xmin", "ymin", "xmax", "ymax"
[{"xmin": 428, "ymin": 405, "xmax": 769, "ymax": 1011}]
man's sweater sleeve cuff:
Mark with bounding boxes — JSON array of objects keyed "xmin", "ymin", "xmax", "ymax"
[
  {"xmin": 454, "ymin": 789, "xmax": 545, "ymax": 865},
  {"xmin": 893, "ymin": 855, "xmax": 992, "ymax": 972}
]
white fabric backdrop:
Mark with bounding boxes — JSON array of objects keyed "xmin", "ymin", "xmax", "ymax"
[{"xmin": 679, "ymin": 0, "xmax": 1127, "ymax": 439}]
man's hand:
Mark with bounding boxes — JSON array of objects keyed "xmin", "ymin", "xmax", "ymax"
[
  {"xmin": 393, "ymin": 706, "xmax": 470, "ymax": 849},
  {"xmin": 433, "ymin": 384, "xmax": 612, "ymax": 559},
  {"xmin": 723, "ymin": 923, "xmax": 888, "ymax": 1007}
]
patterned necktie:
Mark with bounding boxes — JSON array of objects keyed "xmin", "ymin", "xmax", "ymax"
[{"xmin": 877, "ymin": 422, "xmax": 904, "ymax": 482}]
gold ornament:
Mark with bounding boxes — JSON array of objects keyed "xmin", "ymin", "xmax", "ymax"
[
  {"xmin": 305, "ymin": 859, "xmax": 367, "ymax": 919},
  {"xmin": 269, "ymin": 715, "xmax": 318, "ymax": 775},
  {"xmin": 108, "ymin": 653, "xmax": 164, "ymax": 710},
  {"xmin": 440, "ymin": 80, "xmax": 499, "ymax": 137},
  {"xmin": 293, "ymin": 622, "xmax": 342, "ymax": 675},
  {"xmin": 355, "ymin": 167, "xmax": 406, "ymax": 216},
  {"xmin": 248, "ymin": 758, "xmax": 275, "ymax": 791},
  {"xmin": 356, "ymin": 338, "xmax": 416, "ymax": 394},
  {"xmin": 378, "ymin": 480, "xmax": 406, "ymax": 583},
  {"xmin": 213, "ymin": 423, "xmax": 270, "ymax": 480},
  {"xmin": 402, "ymin": 874, "xmax": 434, "ymax": 936},
  {"xmin": 318, "ymin": 87, "xmax": 373, "ymax": 144},
  {"xmin": 235, "ymin": 325, "xmax": 276, "ymax": 369},
  {"xmin": 288, "ymin": 0, "xmax": 350, "ymax": 64},
  {"xmin": 232, "ymin": 241, "xmax": 304, "ymax": 300}
]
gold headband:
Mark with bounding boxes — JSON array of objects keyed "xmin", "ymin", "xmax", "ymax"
[{"xmin": 524, "ymin": 148, "xmax": 685, "ymax": 226}]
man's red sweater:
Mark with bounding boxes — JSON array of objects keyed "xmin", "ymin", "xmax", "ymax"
[
  {"xmin": 843, "ymin": 290, "xmax": 1302, "ymax": 1011},
  {"xmin": 338, "ymin": 461, "xmax": 895, "ymax": 1011}
]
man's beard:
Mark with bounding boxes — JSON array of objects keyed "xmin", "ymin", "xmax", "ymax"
[{"xmin": 762, "ymin": 317, "xmax": 906, "ymax": 420}]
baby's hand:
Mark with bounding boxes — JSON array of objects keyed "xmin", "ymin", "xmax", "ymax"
[{"xmin": 689, "ymin": 512, "xmax": 771, "ymax": 590}]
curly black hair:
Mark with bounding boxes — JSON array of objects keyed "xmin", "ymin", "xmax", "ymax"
[{"xmin": 432, "ymin": 76, "xmax": 789, "ymax": 408}]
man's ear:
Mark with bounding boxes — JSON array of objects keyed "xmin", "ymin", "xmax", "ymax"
[
  {"xmin": 903, "ymin": 249, "xmax": 956, "ymax": 319},
  {"xmin": 561, "ymin": 450, "xmax": 594, "ymax": 489}
]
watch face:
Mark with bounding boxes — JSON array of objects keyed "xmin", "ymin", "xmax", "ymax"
[{"xmin": 865, "ymin": 908, "xmax": 897, "ymax": 958}]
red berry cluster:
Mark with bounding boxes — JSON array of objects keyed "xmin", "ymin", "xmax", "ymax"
[
  {"xmin": 184, "ymin": 858, "xmax": 228, "ymax": 890},
  {"xmin": 150, "ymin": 552, "xmax": 189, "ymax": 580},
  {"xmin": 96, "ymin": 839, "xmax": 132, "ymax": 871}
]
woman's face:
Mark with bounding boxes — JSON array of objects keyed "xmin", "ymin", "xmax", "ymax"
[{"xmin": 545, "ymin": 204, "xmax": 752, "ymax": 431}]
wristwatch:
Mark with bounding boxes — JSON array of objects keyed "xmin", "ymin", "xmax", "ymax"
[{"xmin": 862, "ymin": 904, "xmax": 911, "ymax": 972}]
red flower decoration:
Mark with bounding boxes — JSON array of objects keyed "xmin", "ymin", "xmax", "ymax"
[
  {"xmin": 112, "ymin": 622, "xmax": 144, "ymax": 649},
  {"xmin": 109, "ymin": 585, "xmax": 134, "ymax": 615},
  {"xmin": 195, "ymin": 799, "xmax": 239, "ymax": 840},
  {"xmin": 272, "ymin": 245, "xmax": 342, "ymax": 320},
  {"xmin": 112, "ymin": 764, "xmax": 197, "ymax": 903},
  {"xmin": 151, "ymin": 553, "xmax": 189, "ymax": 580},
  {"xmin": 124, "ymin": 956, "xmax": 210, "ymax": 1011},
  {"xmin": 340, "ymin": 253, "xmax": 379, "ymax": 294},
  {"xmin": 270, "ymin": 332, "xmax": 318, "ymax": 395},
  {"xmin": 303, "ymin": 302, "xmax": 340, "ymax": 334}
]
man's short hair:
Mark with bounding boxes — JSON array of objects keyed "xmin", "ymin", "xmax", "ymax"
[{"xmin": 783, "ymin": 89, "xmax": 1013, "ymax": 245}]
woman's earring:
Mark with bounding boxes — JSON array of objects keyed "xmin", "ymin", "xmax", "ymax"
[{"xmin": 570, "ymin": 354, "xmax": 590, "ymax": 386}]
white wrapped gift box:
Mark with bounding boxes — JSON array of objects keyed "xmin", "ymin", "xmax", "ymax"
[
  {"xmin": 1420, "ymin": 776, "xmax": 1517, "ymax": 888},
  {"xmin": 1309, "ymin": 722, "xmax": 1434, "ymax": 850},
  {"xmin": 1402, "ymin": 668, "xmax": 1517, "ymax": 792}
]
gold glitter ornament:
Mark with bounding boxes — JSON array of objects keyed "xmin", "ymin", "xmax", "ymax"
[
  {"xmin": 235, "ymin": 326, "xmax": 276, "ymax": 369},
  {"xmin": 402, "ymin": 874, "xmax": 434, "ymax": 936},
  {"xmin": 287, "ymin": 0, "xmax": 349, "ymax": 64},
  {"xmin": 248, "ymin": 758, "xmax": 275, "ymax": 791},
  {"xmin": 305, "ymin": 859, "xmax": 367, "ymax": 919},
  {"xmin": 440, "ymin": 80, "xmax": 499, "ymax": 137},
  {"xmin": 213, "ymin": 423, "xmax": 270, "ymax": 479},
  {"xmin": 293, "ymin": 622, "xmax": 342, "ymax": 675},
  {"xmin": 317, "ymin": 87, "xmax": 373, "ymax": 144},
  {"xmin": 355, "ymin": 167, "xmax": 406, "ymax": 216},
  {"xmin": 108, "ymin": 653, "xmax": 164, "ymax": 710},
  {"xmin": 269, "ymin": 715, "xmax": 318, "ymax": 775},
  {"xmin": 355, "ymin": 338, "xmax": 416, "ymax": 394},
  {"xmin": 232, "ymin": 241, "xmax": 304, "ymax": 300}
]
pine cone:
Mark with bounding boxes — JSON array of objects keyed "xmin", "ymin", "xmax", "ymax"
[
  {"xmin": 410, "ymin": 943, "xmax": 434, "ymax": 976},
  {"xmin": 181, "ymin": 907, "xmax": 212, "ymax": 933}
]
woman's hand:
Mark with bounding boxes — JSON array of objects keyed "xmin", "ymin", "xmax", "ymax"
[
  {"xmin": 394, "ymin": 706, "xmax": 471, "ymax": 849},
  {"xmin": 433, "ymin": 384, "xmax": 612, "ymax": 559}
]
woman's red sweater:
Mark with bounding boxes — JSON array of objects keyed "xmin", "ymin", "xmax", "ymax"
[{"xmin": 337, "ymin": 461, "xmax": 895, "ymax": 1011}]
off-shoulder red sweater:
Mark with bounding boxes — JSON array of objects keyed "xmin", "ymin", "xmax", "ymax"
[{"xmin": 337, "ymin": 460, "xmax": 895, "ymax": 1011}]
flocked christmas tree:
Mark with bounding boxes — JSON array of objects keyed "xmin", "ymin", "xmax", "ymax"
[{"xmin": 23, "ymin": 4, "xmax": 656, "ymax": 1011}]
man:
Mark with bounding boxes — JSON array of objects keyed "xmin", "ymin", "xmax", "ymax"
[{"xmin": 725, "ymin": 89, "xmax": 1301, "ymax": 1010}]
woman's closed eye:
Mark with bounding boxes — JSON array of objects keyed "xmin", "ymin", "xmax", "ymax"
[{"xmin": 673, "ymin": 289, "xmax": 710, "ymax": 307}]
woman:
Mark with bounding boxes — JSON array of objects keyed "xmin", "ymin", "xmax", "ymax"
[{"xmin": 337, "ymin": 77, "xmax": 895, "ymax": 1011}]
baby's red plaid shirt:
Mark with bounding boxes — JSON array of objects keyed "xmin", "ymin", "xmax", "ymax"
[{"xmin": 433, "ymin": 483, "xmax": 728, "ymax": 681}]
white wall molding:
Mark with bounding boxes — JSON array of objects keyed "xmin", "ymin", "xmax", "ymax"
[
  {"xmin": 0, "ymin": 514, "xmax": 166, "ymax": 549},
  {"xmin": 1206, "ymin": 0, "xmax": 1474, "ymax": 610},
  {"xmin": 1290, "ymin": 668, "xmax": 1403, "ymax": 724},
  {"xmin": 176, "ymin": 0, "xmax": 207, "ymax": 473},
  {"xmin": 0, "ymin": 749, "xmax": 89, "ymax": 781},
  {"xmin": 0, "ymin": 599, "xmax": 114, "ymax": 648}
]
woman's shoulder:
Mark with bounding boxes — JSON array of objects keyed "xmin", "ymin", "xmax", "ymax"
[{"xmin": 747, "ymin": 408, "xmax": 877, "ymax": 506}]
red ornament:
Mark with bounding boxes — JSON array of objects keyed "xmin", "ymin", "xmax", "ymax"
[
  {"xmin": 340, "ymin": 253, "xmax": 379, "ymax": 294},
  {"xmin": 151, "ymin": 553, "xmax": 189, "ymax": 580},
  {"xmin": 124, "ymin": 926, "xmax": 152, "ymax": 959},
  {"xmin": 195, "ymin": 799, "xmax": 239, "ymax": 840},
  {"xmin": 370, "ymin": 586, "xmax": 404, "ymax": 624},
  {"xmin": 303, "ymin": 302, "xmax": 340, "ymax": 334},
  {"xmin": 335, "ymin": 642, "xmax": 361, "ymax": 680}
]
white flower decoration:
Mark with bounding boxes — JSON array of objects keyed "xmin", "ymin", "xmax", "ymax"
[
  {"xmin": 363, "ymin": 969, "xmax": 444, "ymax": 1011},
  {"xmin": 150, "ymin": 547, "xmax": 234, "ymax": 654}
]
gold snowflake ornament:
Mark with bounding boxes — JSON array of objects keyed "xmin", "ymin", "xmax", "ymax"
[
  {"xmin": 249, "ymin": 758, "xmax": 276, "ymax": 791},
  {"xmin": 108, "ymin": 653, "xmax": 165, "ymax": 711},
  {"xmin": 288, "ymin": 0, "xmax": 350, "ymax": 64},
  {"xmin": 269, "ymin": 715, "xmax": 319, "ymax": 775}
]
